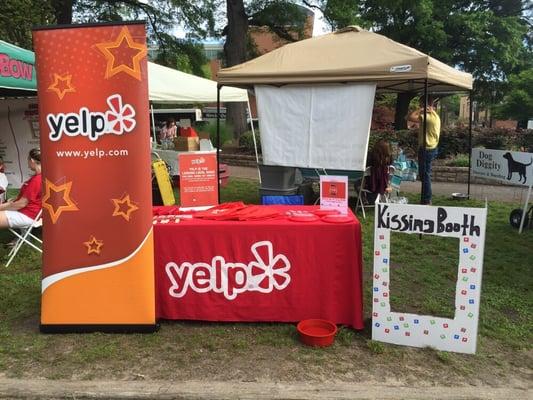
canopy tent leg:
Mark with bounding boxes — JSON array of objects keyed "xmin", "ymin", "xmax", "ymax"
[
  {"xmin": 247, "ymin": 97, "xmax": 261, "ymax": 184},
  {"xmin": 150, "ymin": 103, "xmax": 157, "ymax": 146},
  {"xmin": 468, "ymin": 91, "xmax": 473, "ymax": 198},
  {"xmin": 217, "ymin": 85, "xmax": 221, "ymax": 204},
  {"xmin": 420, "ymin": 79, "xmax": 428, "ymax": 205}
]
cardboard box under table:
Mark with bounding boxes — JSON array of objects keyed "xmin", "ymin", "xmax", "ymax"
[{"xmin": 152, "ymin": 205, "xmax": 364, "ymax": 329}]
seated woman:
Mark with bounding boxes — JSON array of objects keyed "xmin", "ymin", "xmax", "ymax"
[
  {"xmin": 364, "ymin": 139, "xmax": 392, "ymax": 203},
  {"xmin": 0, "ymin": 148, "xmax": 42, "ymax": 229}
]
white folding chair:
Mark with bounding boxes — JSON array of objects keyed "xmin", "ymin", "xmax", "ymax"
[
  {"xmin": 5, "ymin": 209, "xmax": 43, "ymax": 267},
  {"xmin": 354, "ymin": 167, "xmax": 372, "ymax": 219}
]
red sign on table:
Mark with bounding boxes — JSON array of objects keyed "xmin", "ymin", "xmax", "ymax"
[
  {"xmin": 179, "ymin": 152, "xmax": 218, "ymax": 207},
  {"xmin": 320, "ymin": 175, "xmax": 349, "ymax": 214}
]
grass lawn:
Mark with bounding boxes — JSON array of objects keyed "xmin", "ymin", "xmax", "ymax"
[{"xmin": 0, "ymin": 178, "xmax": 531, "ymax": 385}]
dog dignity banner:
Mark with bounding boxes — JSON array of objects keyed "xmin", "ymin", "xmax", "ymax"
[
  {"xmin": 372, "ymin": 203, "xmax": 487, "ymax": 354},
  {"xmin": 179, "ymin": 152, "xmax": 218, "ymax": 207},
  {"xmin": 471, "ymin": 148, "xmax": 533, "ymax": 186},
  {"xmin": 33, "ymin": 22, "xmax": 156, "ymax": 332}
]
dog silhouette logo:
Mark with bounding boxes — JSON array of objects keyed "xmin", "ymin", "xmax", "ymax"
[{"xmin": 503, "ymin": 152, "xmax": 532, "ymax": 184}]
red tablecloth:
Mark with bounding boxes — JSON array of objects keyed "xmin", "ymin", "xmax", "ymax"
[{"xmin": 153, "ymin": 205, "xmax": 364, "ymax": 329}]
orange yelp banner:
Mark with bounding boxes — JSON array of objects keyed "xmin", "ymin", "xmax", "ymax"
[{"xmin": 33, "ymin": 22, "xmax": 156, "ymax": 332}]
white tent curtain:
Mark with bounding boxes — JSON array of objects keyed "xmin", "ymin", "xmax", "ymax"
[{"xmin": 255, "ymin": 83, "xmax": 376, "ymax": 170}]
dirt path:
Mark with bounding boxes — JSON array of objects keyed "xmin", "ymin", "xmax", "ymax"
[
  {"xmin": 0, "ymin": 378, "xmax": 530, "ymax": 399},
  {"xmin": 228, "ymin": 165, "xmax": 530, "ymax": 203}
]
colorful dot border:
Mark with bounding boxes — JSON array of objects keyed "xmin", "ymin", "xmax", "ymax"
[{"xmin": 371, "ymin": 203, "xmax": 487, "ymax": 355}]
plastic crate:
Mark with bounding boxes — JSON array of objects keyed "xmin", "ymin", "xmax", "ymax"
[
  {"xmin": 259, "ymin": 186, "xmax": 299, "ymax": 197},
  {"xmin": 261, "ymin": 195, "xmax": 304, "ymax": 205},
  {"xmin": 258, "ymin": 164, "xmax": 296, "ymax": 189}
]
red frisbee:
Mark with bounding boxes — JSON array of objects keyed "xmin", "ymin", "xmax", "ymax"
[
  {"xmin": 321, "ymin": 214, "xmax": 353, "ymax": 223},
  {"xmin": 297, "ymin": 319, "xmax": 338, "ymax": 347},
  {"xmin": 288, "ymin": 213, "xmax": 319, "ymax": 222},
  {"xmin": 313, "ymin": 209, "xmax": 340, "ymax": 216}
]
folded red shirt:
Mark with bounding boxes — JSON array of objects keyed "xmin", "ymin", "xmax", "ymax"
[
  {"xmin": 155, "ymin": 203, "xmax": 283, "ymax": 222},
  {"xmin": 193, "ymin": 202, "xmax": 247, "ymax": 220},
  {"xmin": 153, "ymin": 206, "xmax": 180, "ymax": 216},
  {"xmin": 236, "ymin": 205, "xmax": 281, "ymax": 221}
]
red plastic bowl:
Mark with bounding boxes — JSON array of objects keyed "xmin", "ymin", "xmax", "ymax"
[{"xmin": 297, "ymin": 319, "xmax": 338, "ymax": 347}]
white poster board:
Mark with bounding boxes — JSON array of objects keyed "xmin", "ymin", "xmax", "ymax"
[
  {"xmin": 471, "ymin": 148, "xmax": 533, "ymax": 186},
  {"xmin": 0, "ymin": 98, "xmax": 40, "ymax": 188},
  {"xmin": 372, "ymin": 203, "xmax": 487, "ymax": 354},
  {"xmin": 319, "ymin": 175, "xmax": 348, "ymax": 214},
  {"xmin": 255, "ymin": 83, "xmax": 376, "ymax": 170}
]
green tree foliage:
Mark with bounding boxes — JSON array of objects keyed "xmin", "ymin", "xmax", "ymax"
[
  {"xmin": 73, "ymin": 0, "xmax": 215, "ymax": 76},
  {"xmin": 74, "ymin": 0, "xmax": 216, "ymax": 39},
  {"xmin": 493, "ymin": 68, "xmax": 533, "ymax": 125},
  {"xmin": 321, "ymin": 0, "xmax": 361, "ymax": 30},
  {"xmin": 222, "ymin": 0, "xmax": 309, "ymax": 137},
  {"xmin": 1, "ymin": 0, "xmax": 215, "ymax": 76},
  {"xmin": 304, "ymin": 0, "xmax": 532, "ymax": 127},
  {"xmin": 0, "ymin": 0, "xmax": 55, "ymax": 49},
  {"xmin": 152, "ymin": 34, "xmax": 208, "ymax": 77},
  {"xmin": 246, "ymin": 0, "xmax": 308, "ymax": 42}
]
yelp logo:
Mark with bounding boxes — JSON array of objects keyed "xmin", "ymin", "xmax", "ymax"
[
  {"xmin": 191, "ymin": 157, "xmax": 205, "ymax": 165},
  {"xmin": 165, "ymin": 241, "xmax": 291, "ymax": 300},
  {"xmin": 46, "ymin": 94, "xmax": 136, "ymax": 141}
]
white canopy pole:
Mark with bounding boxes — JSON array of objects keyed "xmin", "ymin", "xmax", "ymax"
[
  {"xmin": 247, "ymin": 97, "xmax": 261, "ymax": 184},
  {"xmin": 150, "ymin": 103, "xmax": 157, "ymax": 145},
  {"xmin": 518, "ymin": 182, "xmax": 532, "ymax": 234}
]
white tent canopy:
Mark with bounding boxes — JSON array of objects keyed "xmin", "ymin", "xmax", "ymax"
[{"xmin": 148, "ymin": 62, "xmax": 248, "ymax": 104}]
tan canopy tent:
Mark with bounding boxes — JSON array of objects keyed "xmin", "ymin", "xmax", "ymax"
[
  {"xmin": 216, "ymin": 26, "xmax": 475, "ymax": 201},
  {"xmin": 218, "ymin": 26, "xmax": 473, "ymax": 93}
]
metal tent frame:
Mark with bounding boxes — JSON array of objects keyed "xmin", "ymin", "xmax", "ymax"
[{"xmin": 215, "ymin": 80, "xmax": 474, "ymax": 204}]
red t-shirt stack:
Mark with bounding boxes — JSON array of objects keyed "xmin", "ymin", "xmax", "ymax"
[{"xmin": 17, "ymin": 173, "xmax": 42, "ymax": 220}]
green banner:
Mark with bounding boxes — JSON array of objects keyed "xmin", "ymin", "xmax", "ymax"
[{"xmin": 0, "ymin": 40, "xmax": 37, "ymax": 91}]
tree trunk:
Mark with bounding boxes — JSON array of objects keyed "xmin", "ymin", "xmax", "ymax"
[
  {"xmin": 227, "ymin": 103, "xmax": 247, "ymax": 139},
  {"xmin": 51, "ymin": 0, "xmax": 73, "ymax": 24},
  {"xmin": 224, "ymin": 0, "xmax": 248, "ymax": 139},
  {"xmin": 394, "ymin": 92, "xmax": 416, "ymax": 130}
]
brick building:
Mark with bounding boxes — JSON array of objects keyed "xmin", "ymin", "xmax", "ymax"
[{"xmin": 206, "ymin": 5, "xmax": 315, "ymax": 120}]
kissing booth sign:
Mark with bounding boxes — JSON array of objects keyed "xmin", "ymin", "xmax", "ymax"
[
  {"xmin": 372, "ymin": 203, "xmax": 487, "ymax": 354},
  {"xmin": 33, "ymin": 22, "xmax": 156, "ymax": 332}
]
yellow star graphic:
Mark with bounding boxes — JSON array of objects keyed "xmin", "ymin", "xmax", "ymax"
[
  {"xmin": 47, "ymin": 73, "xmax": 76, "ymax": 100},
  {"xmin": 84, "ymin": 235, "xmax": 104, "ymax": 255},
  {"xmin": 95, "ymin": 26, "xmax": 147, "ymax": 80},
  {"xmin": 111, "ymin": 194, "xmax": 139, "ymax": 221},
  {"xmin": 42, "ymin": 179, "xmax": 79, "ymax": 224}
]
